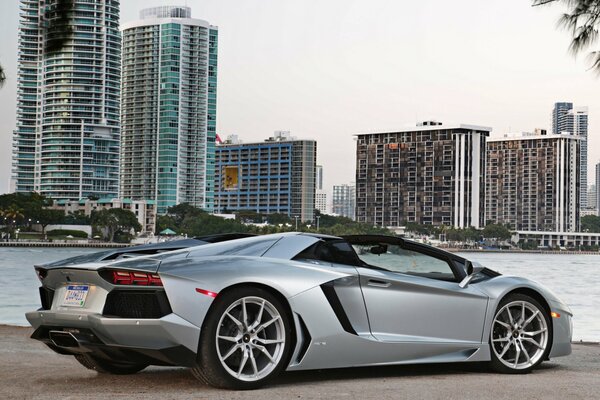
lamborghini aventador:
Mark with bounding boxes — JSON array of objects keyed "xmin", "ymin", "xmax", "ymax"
[{"xmin": 26, "ymin": 232, "xmax": 572, "ymax": 389}]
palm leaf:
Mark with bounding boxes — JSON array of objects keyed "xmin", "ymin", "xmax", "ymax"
[
  {"xmin": 534, "ymin": 0, "xmax": 600, "ymax": 73},
  {"xmin": 0, "ymin": 63, "xmax": 5, "ymax": 88}
]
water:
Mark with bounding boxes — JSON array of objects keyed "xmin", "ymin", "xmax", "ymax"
[
  {"xmin": 0, "ymin": 248, "xmax": 598, "ymax": 341},
  {"xmin": 0, "ymin": 247, "xmax": 99, "ymax": 326}
]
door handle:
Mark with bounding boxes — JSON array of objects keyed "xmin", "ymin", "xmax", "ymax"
[{"xmin": 367, "ymin": 279, "xmax": 391, "ymax": 288}]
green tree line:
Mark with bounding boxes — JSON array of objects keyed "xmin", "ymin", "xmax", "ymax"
[{"xmin": 157, "ymin": 204, "xmax": 392, "ymax": 237}]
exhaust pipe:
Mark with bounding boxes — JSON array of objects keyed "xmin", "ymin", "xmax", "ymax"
[{"xmin": 49, "ymin": 331, "xmax": 80, "ymax": 348}]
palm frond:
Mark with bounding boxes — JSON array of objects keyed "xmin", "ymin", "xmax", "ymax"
[
  {"xmin": 534, "ymin": 0, "xmax": 600, "ymax": 73},
  {"xmin": 586, "ymin": 50, "xmax": 600, "ymax": 73}
]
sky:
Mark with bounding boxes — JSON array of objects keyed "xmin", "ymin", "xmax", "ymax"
[{"xmin": 1, "ymin": 0, "xmax": 599, "ymax": 200}]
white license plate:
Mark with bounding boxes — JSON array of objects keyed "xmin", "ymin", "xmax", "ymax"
[{"xmin": 62, "ymin": 285, "xmax": 89, "ymax": 307}]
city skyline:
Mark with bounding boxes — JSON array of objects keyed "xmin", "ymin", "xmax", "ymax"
[{"xmin": 1, "ymin": 0, "xmax": 600, "ymax": 197}]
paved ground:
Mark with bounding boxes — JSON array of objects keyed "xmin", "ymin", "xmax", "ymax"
[{"xmin": 1, "ymin": 325, "xmax": 598, "ymax": 400}]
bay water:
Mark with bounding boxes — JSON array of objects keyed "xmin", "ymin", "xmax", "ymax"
[{"xmin": 0, "ymin": 247, "xmax": 598, "ymax": 341}]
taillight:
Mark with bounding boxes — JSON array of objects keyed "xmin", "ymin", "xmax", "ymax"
[{"xmin": 105, "ymin": 270, "xmax": 163, "ymax": 286}]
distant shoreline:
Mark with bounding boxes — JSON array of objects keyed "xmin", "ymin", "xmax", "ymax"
[
  {"xmin": 447, "ymin": 248, "xmax": 600, "ymax": 255},
  {"xmin": 0, "ymin": 241, "xmax": 130, "ymax": 248}
]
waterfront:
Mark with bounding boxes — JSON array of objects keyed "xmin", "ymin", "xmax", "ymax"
[{"xmin": 0, "ymin": 247, "xmax": 598, "ymax": 341}]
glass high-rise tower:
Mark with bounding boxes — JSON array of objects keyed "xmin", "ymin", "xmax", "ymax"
[
  {"xmin": 120, "ymin": 6, "xmax": 218, "ymax": 214},
  {"xmin": 12, "ymin": 0, "xmax": 121, "ymax": 199},
  {"xmin": 552, "ymin": 102, "xmax": 588, "ymax": 208}
]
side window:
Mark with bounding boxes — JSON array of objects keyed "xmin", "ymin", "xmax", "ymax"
[
  {"xmin": 293, "ymin": 240, "xmax": 360, "ymax": 266},
  {"xmin": 352, "ymin": 244, "xmax": 455, "ymax": 280}
]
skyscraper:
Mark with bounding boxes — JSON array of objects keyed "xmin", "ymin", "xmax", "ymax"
[
  {"xmin": 596, "ymin": 162, "xmax": 600, "ymax": 213},
  {"xmin": 215, "ymin": 135, "xmax": 316, "ymax": 222},
  {"xmin": 486, "ymin": 131, "xmax": 580, "ymax": 232},
  {"xmin": 12, "ymin": 0, "xmax": 121, "ymax": 199},
  {"xmin": 552, "ymin": 102, "xmax": 574, "ymax": 135},
  {"xmin": 314, "ymin": 165, "xmax": 327, "ymax": 213},
  {"xmin": 587, "ymin": 184, "xmax": 597, "ymax": 215},
  {"xmin": 355, "ymin": 122, "xmax": 490, "ymax": 228},
  {"xmin": 120, "ymin": 6, "xmax": 218, "ymax": 213},
  {"xmin": 315, "ymin": 165, "xmax": 323, "ymax": 190},
  {"xmin": 552, "ymin": 102, "xmax": 588, "ymax": 208},
  {"xmin": 332, "ymin": 184, "xmax": 356, "ymax": 220}
]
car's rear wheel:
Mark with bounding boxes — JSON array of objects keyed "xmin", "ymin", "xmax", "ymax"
[
  {"xmin": 74, "ymin": 354, "xmax": 148, "ymax": 375},
  {"xmin": 489, "ymin": 293, "xmax": 552, "ymax": 373},
  {"xmin": 192, "ymin": 286, "xmax": 292, "ymax": 389}
]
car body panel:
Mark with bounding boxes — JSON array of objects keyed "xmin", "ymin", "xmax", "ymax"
[{"xmin": 357, "ymin": 266, "xmax": 490, "ymax": 343}]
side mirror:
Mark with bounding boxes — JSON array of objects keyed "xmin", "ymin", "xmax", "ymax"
[
  {"xmin": 459, "ymin": 261, "xmax": 484, "ymax": 288},
  {"xmin": 370, "ymin": 244, "xmax": 387, "ymax": 255},
  {"xmin": 465, "ymin": 260, "xmax": 473, "ymax": 276}
]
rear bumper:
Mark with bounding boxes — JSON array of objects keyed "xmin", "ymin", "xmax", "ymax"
[{"xmin": 26, "ymin": 310, "xmax": 200, "ymax": 367}]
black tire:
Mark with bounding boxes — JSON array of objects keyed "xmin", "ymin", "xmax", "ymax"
[
  {"xmin": 489, "ymin": 293, "xmax": 552, "ymax": 374},
  {"xmin": 74, "ymin": 354, "xmax": 148, "ymax": 375},
  {"xmin": 191, "ymin": 286, "xmax": 293, "ymax": 389}
]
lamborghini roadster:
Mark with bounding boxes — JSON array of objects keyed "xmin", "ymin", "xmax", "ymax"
[{"xmin": 26, "ymin": 232, "xmax": 572, "ymax": 389}]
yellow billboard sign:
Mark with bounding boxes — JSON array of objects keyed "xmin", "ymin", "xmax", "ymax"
[{"xmin": 223, "ymin": 166, "xmax": 239, "ymax": 190}]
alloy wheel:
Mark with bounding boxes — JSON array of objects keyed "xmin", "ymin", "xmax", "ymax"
[
  {"xmin": 215, "ymin": 296, "xmax": 286, "ymax": 381},
  {"xmin": 491, "ymin": 300, "xmax": 549, "ymax": 370}
]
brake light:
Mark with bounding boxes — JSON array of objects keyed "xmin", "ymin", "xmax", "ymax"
[{"xmin": 110, "ymin": 270, "xmax": 163, "ymax": 286}]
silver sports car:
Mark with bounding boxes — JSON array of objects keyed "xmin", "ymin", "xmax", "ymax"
[{"xmin": 26, "ymin": 232, "xmax": 572, "ymax": 389}]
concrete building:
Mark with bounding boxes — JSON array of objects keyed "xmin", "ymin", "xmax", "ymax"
[
  {"xmin": 314, "ymin": 165, "xmax": 327, "ymax": 213},
  {"xmin": 355, "ymin": 122, "xmax": 490, "ymax": 229},
  {"xmin": 486, "ymin": 131, "xmax": 580, "ymax": 232},
  {"xmin": 315, "ymin": 190, "xmax": 328, "ymax": 214},
  {"xmin": 585, "ymin": 184, "xmax": 597, "ymax": 216},
  {"xmin": 12, "ymin": 0, "xmax": 121, "ymax": 200},
  {"xmin": 215, "ymin": 134, "xmax": 316, "ymax": 222},
  {"xmin": 513, "ymin": 231, "xmax": 600, "ymax": 249},
  {"xmin": 50, "ymin": 198, "xmax": 156, "ymax": 234},
  {"xmin": 552, "ymin": 102, "xmax": 588, "ymax": 208},
  {"xmin": 588, "ymin": 184, "xmax": 596, "ymax": 209},
  {"xmin": 332, "ymin": 184, "xmax": 356, "ymax": 220},
  {"xmin": 120, "ymin": 6, "xmax": 218, "ymax": 214},
  {"xmin": 596, "ymin": 162, "xmax": 600, "ymax": 213},
  {"xmin": 316, "ymin": 165, "xmax": 324, "ymax": 190}
]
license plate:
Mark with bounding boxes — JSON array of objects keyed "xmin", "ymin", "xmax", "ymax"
[{"xmin": 62, "ymin": 285, "xmax": 89, "ymax": 307}]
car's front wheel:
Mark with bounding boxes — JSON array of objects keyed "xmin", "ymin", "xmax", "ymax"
[
  {"xmin": 489, "ymin": 293, "xmax": 552, "ymax": 373},
  {"xmin": 192, "ymin": 286, "xmax": 293, "ymax": 389}
]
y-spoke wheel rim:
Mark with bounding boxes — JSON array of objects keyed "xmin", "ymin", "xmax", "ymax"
[
  {"xmin": 216, "ymin": 296, "xmax": 285, "ymax": 381},
  {"xmin": 491, "ymin": 300, "xmax": 548, "ymax": 370}
]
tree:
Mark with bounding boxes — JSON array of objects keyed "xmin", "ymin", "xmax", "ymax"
[
  {"xmin": 91, "ymin": 209, "xmax": 141, "ymax": 242},
  {"xmin": 482, "ymin": 224, "xmax": 512, "ymax": 240},
  {"xmin": 533, "ymin": 0, "xmax": 600, "ymax": 73},
  {"xmin": 37, "ymin": 209, "xmax": 66, "ymax": 236},
  {"xmin": 63, "ymin": 210, "xmax": 91, "ymax": 225},
  {"xmin": 1, "ymin": 205, "xmax": 24, "ymax": 225},
  {"xmin": 0, "ymin": 64, "xmax": 5, "ymax": 88},
  {"xmin": 581, "ymin": 215, "xmax": 600, "ymax": 232}
]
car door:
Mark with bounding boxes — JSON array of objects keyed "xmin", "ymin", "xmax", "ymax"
[{"xmin": 347, "ymin": 236, "xmax": 489, "ymax": 345}]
